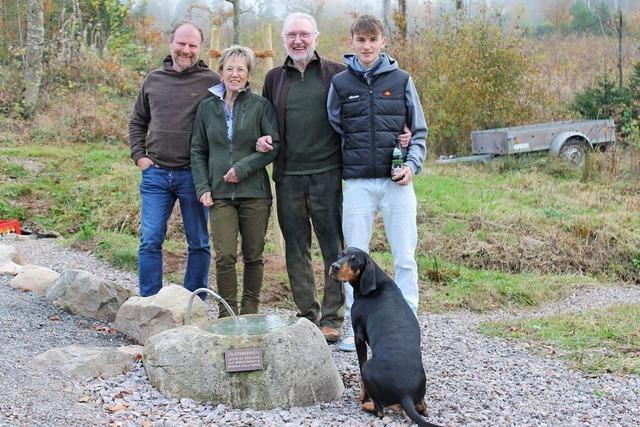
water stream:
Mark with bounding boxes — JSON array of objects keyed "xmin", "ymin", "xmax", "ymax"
[{"xmin": 186, "ymin": 288, "xmax": 239, "ymax": 327}]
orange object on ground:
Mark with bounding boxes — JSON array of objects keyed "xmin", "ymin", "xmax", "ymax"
[{"xmin": 0, "ymin": 219, "xmax": 21, "ymax": 235}]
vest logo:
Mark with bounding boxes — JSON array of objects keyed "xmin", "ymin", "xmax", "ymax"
[
  {"xmin": 348, "ymin": 94, "xmax": 360, "ymax": 100},
  {"xmin": 383, "ymin": 90, "xmax": 392, "ymax": 96}
]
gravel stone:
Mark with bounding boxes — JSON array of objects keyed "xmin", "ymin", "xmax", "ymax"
[{"xmin": 1, "ymin": 235, "xmax": 639, "ymax": 426}]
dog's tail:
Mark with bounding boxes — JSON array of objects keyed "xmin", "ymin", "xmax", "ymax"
[{"xmin": 400, "ymin": 396, "xmax": 442, "ymax": 427}]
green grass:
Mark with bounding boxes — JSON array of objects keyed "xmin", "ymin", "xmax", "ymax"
[
  {"xmin": 0, "ymin": 143, "xmax": 140, "ymax": 235},
  {"xmin": 92, "ymin": 231, "xmax": 139, "ymax": 271},
  {"xmin": 371, "ymin": 251, "xmax": 596, "ymax": 313},
  {"xmin": 478, "ymin": 304, "xmax": 640, "ymax": 375},
  {"xmin": 1, "ymin": 133, "xmax": 639, "ymax": 312},
  {"xmin": 409, "ymin": 155, "xmax": 640, "ymax": 282}
]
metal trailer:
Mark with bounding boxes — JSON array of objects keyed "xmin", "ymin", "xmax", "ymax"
[{"xmin": 437, "ymin": 119, "xmax": 616, "ymax": 166}]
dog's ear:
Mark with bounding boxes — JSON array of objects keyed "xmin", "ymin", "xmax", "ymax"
[{"xmin": 359, "ymin": 256, "xmax": 377, "ymax": 295}]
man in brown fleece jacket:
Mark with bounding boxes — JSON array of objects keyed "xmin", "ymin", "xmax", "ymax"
[{"xmin": 128, "ymin": 20, "xmax": 220, "ymax": 297}]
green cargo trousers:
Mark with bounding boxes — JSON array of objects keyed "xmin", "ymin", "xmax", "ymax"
[
  {"xmin": 209, "ymin": 198, "xmax": 271, "ymax": 317},
  {"xmin": 276, "ymin": 169, "xmax": 345, "ymax": 328}
]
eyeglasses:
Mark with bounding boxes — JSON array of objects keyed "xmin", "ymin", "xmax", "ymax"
[
  {"xmin": 284, "ymin": 32, "xmax": 315, "ymax": 41},
  {"xmin": 223, "ymin": 66, "xmax": 248, "ymax": 75}
]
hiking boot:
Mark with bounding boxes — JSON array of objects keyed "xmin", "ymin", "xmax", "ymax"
[{"xmin": 320, "ymin": 326, "xmax": 342, "ymax": 342}]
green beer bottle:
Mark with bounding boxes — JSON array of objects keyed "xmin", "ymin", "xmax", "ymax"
[{"xmin": 391, "ymin": 142, "xmax": 403, "ymax": 178}]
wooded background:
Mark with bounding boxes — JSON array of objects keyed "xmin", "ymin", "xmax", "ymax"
[{"xmin": 3, "ymin": 0, "xmax": 640, "ymax": 154}]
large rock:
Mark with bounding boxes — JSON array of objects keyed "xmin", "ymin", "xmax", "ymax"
[
  {"xmin": 144, "ymin": 315, "xmax": 344, "ymax": 410},
  {"xmin": 9, "ymin": 264, "xmax": 59, "ymax": 295},
  {"xmin": 0, "ymin": 243, "xmax": 26, "ymax": 275},
  {"xmin": 46, "ymin": 270, "xmax": 133, "ymax": 322},
  {"xmin": 33, "ymin": 345, "xmax": 139, "ymax": 379},
  {"xmin": 114, "ymin": 285, "xmax": 208, "ymax": 344}
]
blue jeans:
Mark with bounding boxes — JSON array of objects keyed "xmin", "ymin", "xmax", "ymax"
[{"xmin": 138, "ymin": 166, "xmax": 210, "ymax": 296}]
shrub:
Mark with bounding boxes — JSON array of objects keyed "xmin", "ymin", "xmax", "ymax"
[
  {"xmin": 0, "ymin": 61, "xmax": 25, "ymax": 116},
  {"xmin": 571, "ymin": 74, "xmax": 629, "ymax": 123},
  {"xmin": 571, "ymin": 62, "xmax": 640, "ymax": 147},
  {"xmin": 392, "ymin": 13, "xmax": 550, "ymax": 156}
]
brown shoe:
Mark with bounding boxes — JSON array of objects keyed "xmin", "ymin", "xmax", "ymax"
[{"xmin": 320, "ymin": 326, "xmax": 342, "ymax": 342}]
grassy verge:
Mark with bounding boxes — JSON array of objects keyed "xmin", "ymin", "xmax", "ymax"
[
  {"xmin": 370, "ymin": 251, "xmax": 598, "ymax": 313},
  {"xmin": 1, "ymin": 140, "xmax": 639, "ymax": 312},
  {"xmin": 395, "ymin": 150, "xmax": 638, "ymax": 282},
  {"xmin": 478, "ymin": 305, "xmax": 640, "ymax": 375},
  {"xmin": 0, "ymin": 143, "xmax": 139, "ymax": 236}
]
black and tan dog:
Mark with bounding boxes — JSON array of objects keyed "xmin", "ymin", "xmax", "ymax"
[{"xmin": 330, "ymin": 247, "xmax": 440, "ymax": 427}]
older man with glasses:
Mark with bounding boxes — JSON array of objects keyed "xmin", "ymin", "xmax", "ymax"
[{"xmin": 258, "ymin": 12, "xmax": 346, "ymax": 342}]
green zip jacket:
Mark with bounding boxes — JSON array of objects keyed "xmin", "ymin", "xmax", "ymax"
[{"xmin": 190, "ymin": 85, "xmax": 280, "ymax": 200}]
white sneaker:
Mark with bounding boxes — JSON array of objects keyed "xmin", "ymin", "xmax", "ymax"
[{"xmin": 338, "ymin": 335, "xmax": 355, "ymax": 352}]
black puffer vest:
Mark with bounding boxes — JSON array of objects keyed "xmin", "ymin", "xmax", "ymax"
[{"xmin": 331, "ymin": 68, "xmax": 409, "ymax": 179}]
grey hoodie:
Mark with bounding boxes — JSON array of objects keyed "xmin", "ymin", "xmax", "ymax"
[{"xmin": 327, "ymin": 53, "xmax": 428, "ymax": 175}]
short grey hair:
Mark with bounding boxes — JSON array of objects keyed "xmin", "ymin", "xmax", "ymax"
[
  {"xmin": 170, "ymin": 20, "xmax": 204, "ymax": 43},
  {"xmin": 218, "ymin": 45, "xmax": 255, "ymax": 75},
  {"xmin": 282, "ymin": 12, "xmax": 319, "ymax": 37}
]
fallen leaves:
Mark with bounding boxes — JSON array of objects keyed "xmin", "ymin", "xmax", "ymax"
[
  {"xmin": 95, "ymin": 324, "xmax": 117, "ymax": 335},
  {"xmin": 108, "ymin": 402, "xmax": 130, "ymax": 413}
]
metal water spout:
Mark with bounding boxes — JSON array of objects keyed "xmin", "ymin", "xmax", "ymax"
[{"xmin": 186, "ymin": 288, "xmax": 240, "ymax": 327}]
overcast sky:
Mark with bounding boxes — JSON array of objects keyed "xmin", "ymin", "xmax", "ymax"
[{"xmin": 141, "ymin": 0, "xmax": 639, "ymax": 33}]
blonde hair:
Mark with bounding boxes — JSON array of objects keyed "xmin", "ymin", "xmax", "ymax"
[{"xmin": 218, "ymin": 45, "xmax": 255, "ymax": 75}]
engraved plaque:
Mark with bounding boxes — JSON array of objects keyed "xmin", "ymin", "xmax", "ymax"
[{"xmin": 224, "ymin": 348, "xmax": 263, "ymax": 372}]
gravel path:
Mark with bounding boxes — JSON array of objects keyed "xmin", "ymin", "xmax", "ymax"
[{"xmin": 1, "ymin": 236, "xmax": 639, "ymax": 426}]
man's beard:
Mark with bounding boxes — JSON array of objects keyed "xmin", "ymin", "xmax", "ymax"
[
  {"xmin": 287, "ymin": 47, "xmax": 314, "ymax": 64},
  {"xmin": 172, "ymin": 53, "xmax": 197, "ymax": 70}
]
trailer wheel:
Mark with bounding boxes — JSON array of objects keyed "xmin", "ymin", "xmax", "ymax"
[{"xmin": 559, "ymin": 138, "xmax": 588, "ymax": 167}]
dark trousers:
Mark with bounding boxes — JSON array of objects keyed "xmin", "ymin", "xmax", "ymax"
[
  {"xmin": 210, "ymin": 198, "xmax": 271, "ymax": 317},
  {"xmin": 276, "ymin": 169, "xmax": 344, "ymax": 328}
]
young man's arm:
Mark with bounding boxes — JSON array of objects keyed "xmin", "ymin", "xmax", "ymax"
[
  {"xmin": 404, "ymin": 76, "xmax": 428, "ymax": 175},
  {"xmin": 326, "ymin": 82, "xmax": 345, "ymax": 141}
]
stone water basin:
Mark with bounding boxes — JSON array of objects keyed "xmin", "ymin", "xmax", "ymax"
[{"xmin": 143, "ymin": 314, "xmax": 343, "ymax": 409}]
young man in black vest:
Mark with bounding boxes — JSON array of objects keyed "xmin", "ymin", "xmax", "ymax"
[{"xmin": 327, "ymin": 14, "xmax": 428, "ymax": 351}]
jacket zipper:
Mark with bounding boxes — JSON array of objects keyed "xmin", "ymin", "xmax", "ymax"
[
  {"xmin": 368, "ymin": 81, "xmax": 376, "ymax": 177},
  {"xmin": 227, "ymin": 99, "xmax": 236, "ymax": 200}
]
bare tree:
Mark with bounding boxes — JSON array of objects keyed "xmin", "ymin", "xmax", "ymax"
[
  {"xmin": 190, "ymin": 0, "xmax": 259, "ymax": 45},
  {"xmin": 225, "ymin": 0, "xmax": 240, "ymax": 44},
  {"xmin": 393, "ymin": 0, "xmax": 407, "ymax": 41},
  {"xmin": 382, "ymin": 0, "xmax": 392, "ymax": 34},
  {"xmin": 23, "ymin": 0, "xmax": 43, "ymax": 115},
  {"xmin": 614, "ymin": 8, "xmax": 623, "ymax": 89}
]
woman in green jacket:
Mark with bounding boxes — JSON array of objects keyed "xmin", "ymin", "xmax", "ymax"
[{"xmin": 191, "ymin": 45, "xmax": 280, "ymax": 317}]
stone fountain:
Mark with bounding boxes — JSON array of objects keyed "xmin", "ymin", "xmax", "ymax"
[{"xmin": 143, "ymin": 289, "xmax": 344, "ymax": 410}]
